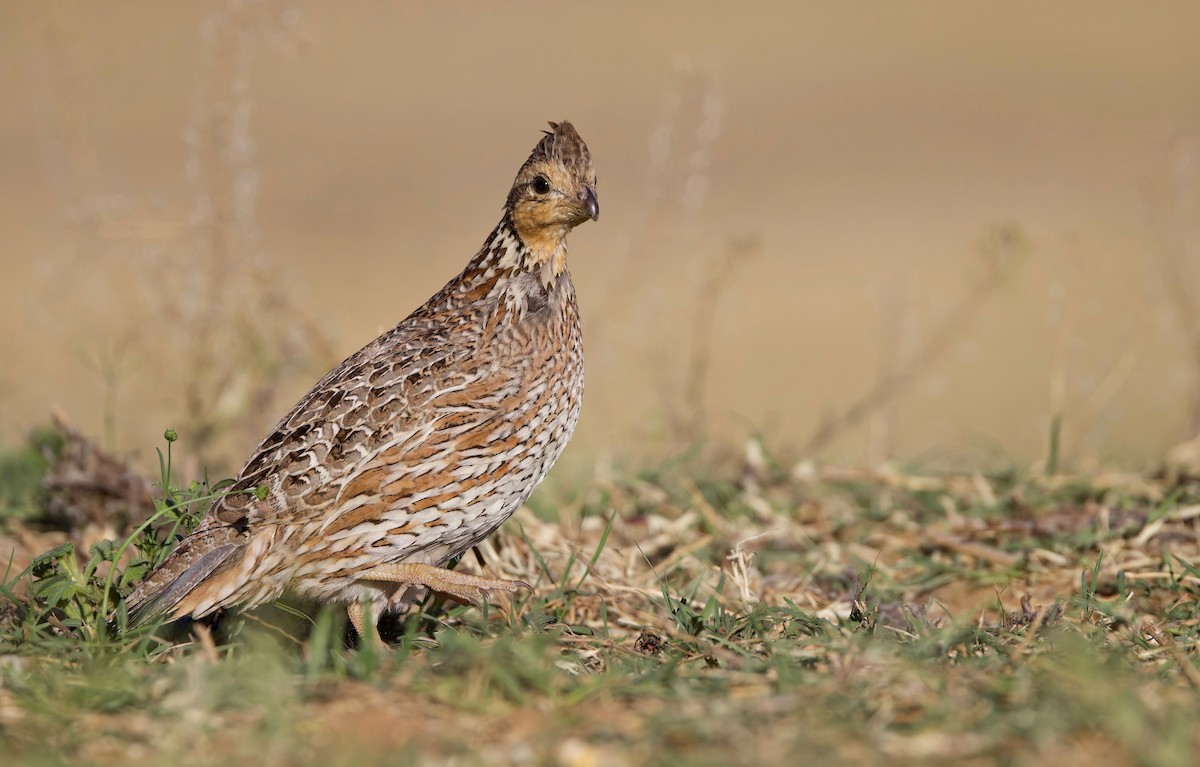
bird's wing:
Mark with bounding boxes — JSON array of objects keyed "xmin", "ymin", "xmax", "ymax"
[
  {"xmin": 203, "ymin": 317, "xmax": 501, "ymax": 531},
  {"xmin": 122, "ymin": 326, "xmax": 461, "ymax": 621}
]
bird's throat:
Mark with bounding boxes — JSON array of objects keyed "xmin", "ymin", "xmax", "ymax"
[
  {"xmin": 512, "ymin": 224, "xmax": 569, "ymax": 284},
  {"xmin": 485, "ymin": 217, "xmax": 568, "ymax": 287}
]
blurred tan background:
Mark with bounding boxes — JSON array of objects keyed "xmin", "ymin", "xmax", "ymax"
[{"xmin": 3, "ymin": 1, "xmax": 1200, "ymax": 475}]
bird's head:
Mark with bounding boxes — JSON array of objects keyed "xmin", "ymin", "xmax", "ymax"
[{"xmin": 506, "ymin": 121, "xmax": 598, "ymax": 262}]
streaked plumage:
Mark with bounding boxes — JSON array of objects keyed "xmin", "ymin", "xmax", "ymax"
[{"xmin": 126, "ymin": 121, "xmax": 598, "ymax": 641}]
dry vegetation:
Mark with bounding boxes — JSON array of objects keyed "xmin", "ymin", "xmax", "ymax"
[
  {"xmin": 3, "ymin": 427, "xmax": 1200, "ymax": 766},
  {"xmin": 7, "ymin": 4, "xmax": 1200, "ymax": 767},
  {"xmin": 25, "ymin": 2, "xmax": 331, "ymax": 470}
]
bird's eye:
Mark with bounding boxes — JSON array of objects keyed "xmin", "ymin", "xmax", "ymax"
[{"xmin": 532, "ymin": 175, "xmax": 551, "ymax": 194}]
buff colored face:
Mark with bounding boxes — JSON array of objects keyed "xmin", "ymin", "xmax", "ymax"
[{"xmin": 510, "ymin": 157, "xmax": 599, "ymax": 236}]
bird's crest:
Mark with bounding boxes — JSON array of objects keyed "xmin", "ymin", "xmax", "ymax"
[
  {"xmin": 528, "ymin": 121, "xmax": 592, "ymax": 177},
  {"xmin": 507, "ymin": 121, "xmax": 596, "ymax": 210}
]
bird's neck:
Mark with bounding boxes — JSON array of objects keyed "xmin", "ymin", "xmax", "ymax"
[{"xmin": 463, "ymin": 215, "xmax": 568, "ymax": 288}]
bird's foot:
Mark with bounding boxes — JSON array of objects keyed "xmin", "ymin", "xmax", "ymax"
[
  {"xmin": 347, "ymin": 599, "xmax": 390, "ymax": 653},
  {"xmin": 362, "ymin": 562, "xmax": 531, "ymax": 607}
]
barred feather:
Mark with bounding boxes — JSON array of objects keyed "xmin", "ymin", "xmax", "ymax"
[{"xmin": 124, "ymin": 121, "xmax": 598, "ymax": 639}]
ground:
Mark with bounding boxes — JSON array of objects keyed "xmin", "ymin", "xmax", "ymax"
[{"xmin": 2, "ymin": 431, "xmax": 1200, "ymax": 766}]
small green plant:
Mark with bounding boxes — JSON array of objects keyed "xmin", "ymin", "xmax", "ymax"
[
  {"xmin": 0, "ymin": 426, "xmax": 60, "ymax": 521},
  {"xmin": 5, "ymin": 436, "xmax": 1200, "ymax": 766},
  {"xmin": 1, "ymin": 429, "xmax": 246, "ymax": 651}
]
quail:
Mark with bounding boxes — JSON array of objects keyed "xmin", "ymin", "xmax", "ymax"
[{"xmin": 126, "ymin": 121, "xmax": 597, "ymax": 642}]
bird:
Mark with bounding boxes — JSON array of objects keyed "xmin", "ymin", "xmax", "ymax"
[{"xmin": 124, "ymin": 121, "xmax": 598, "ymax": 643}]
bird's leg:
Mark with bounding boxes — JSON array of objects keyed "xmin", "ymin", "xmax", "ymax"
[
  {"xmin": 347, "ymin": 599, "xmax": 369, "ymax": 639},
  {"xmin": 347, "ymin": 598, "xmax": 388, "ymax": 651},
  {"xmin": 362, "ymin": 563, "xmax": 530, "ymax": 607}
]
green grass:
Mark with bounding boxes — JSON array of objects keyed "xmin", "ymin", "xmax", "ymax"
[{"xmin": 3, "ymin": 431, "xmax": 1200, "ymax": 766}]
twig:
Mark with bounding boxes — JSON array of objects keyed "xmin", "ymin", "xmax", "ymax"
[
  {"xmin": 671, "ymin": 237, "xmax": 760, "ymax": 441},
  {"xmin": 799, "ymin": 224, "xmax": 1026, "ymax": 457}
]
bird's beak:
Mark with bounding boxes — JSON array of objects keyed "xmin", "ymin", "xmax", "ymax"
[{"xmin": 583, "ymin": 187, "xmax": 599, "ymax": 221}]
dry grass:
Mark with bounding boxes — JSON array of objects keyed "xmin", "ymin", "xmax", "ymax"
[
  {"xmin": 25, "ymin": 1, "xmax": 331, "ymax": 471},
  {"xmin": 3, "ymin": 430, "xmax": 1200, "ymax": 766}
]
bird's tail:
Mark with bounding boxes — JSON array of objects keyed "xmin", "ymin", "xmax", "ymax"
[{"xmin": 122, "ymin": 527, "xmax": 242, "ymax": 626}]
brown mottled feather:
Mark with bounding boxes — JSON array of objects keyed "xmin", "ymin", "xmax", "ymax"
[{"xmin": 126, "ymin": 121, "xmax": 598, "ymax": 636}]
